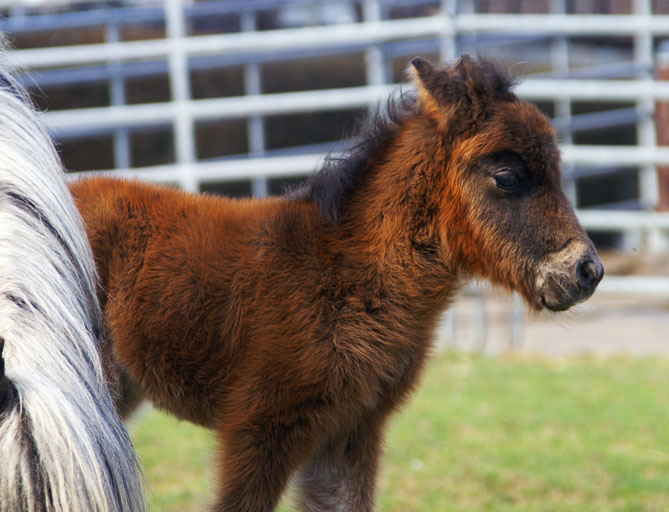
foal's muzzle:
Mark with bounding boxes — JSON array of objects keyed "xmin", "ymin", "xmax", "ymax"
[{"xmin": 535, "ymin": 241, "xmax": 604, "ymax": 312}]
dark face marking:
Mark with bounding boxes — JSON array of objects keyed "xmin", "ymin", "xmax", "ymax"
[
  {"xmin": 477, "ymin": 151, "xmax": 531, "ymax": 196},
  {"xmin": 450, "ymin": 101, "xmax": 603, "ymax": 310}
]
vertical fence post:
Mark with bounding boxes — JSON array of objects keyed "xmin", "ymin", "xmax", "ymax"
[
  {"xmin": 166, "ymin": 0, "xmax": 197, "ymax": 191},
  {"xmin": 509, "ymin": 292, "xmax": 524, "ymax": 351},
  {"xmin": 440, "ymin": 0, "xmax": 457, "ymax": 64},
  {"xmin": 242, "ymin": 10, "xmax": 268, "ymax": 198},
  {"xmin": 656, "ymin": 43, "xmax": 669, "ymax": 214},
  {"xmin": 634, "ymin": 0, "xmax": 662, "ymax": 250},
  {"xmin": 472, "ymin": 291, "xmax": 487, "ymax": 352},
  {"xmin": 8, "ymin": 6, "xmax": 26, "ymax": 35},
  {"xmin": 363, "ymin": 0, "xmax": 385, "ymax": 91},
  {"xmin": 551, "ymin": 0, "xmax": 576, "ymax": 205},
  {"xmin": 106, "ymin": 21, "xmax": 131, "ymax": 171}
]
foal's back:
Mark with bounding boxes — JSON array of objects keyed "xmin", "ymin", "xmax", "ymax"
[{"xmin": 70, "ymin": 177, "xmax": 315, "ymax": 426}]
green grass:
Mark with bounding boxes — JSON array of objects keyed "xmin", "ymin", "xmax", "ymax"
[{"xmin": 131, "ymin": 353, "xmax": 669, "ymax": 511}]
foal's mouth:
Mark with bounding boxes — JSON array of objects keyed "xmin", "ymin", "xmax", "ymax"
[{"xmin": 534, "ymin": 242, "xmax": 605, "ymax": 312}]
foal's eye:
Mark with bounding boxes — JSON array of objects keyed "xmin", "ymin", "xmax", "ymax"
[{"xmin": 493, "ymin": 170, "xmax": 524, "ymax": 192}]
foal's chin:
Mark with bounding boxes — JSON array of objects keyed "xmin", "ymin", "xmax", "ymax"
[{"xmin": 537, "ymin": 288, "xmax": 592, "ymax": 312}]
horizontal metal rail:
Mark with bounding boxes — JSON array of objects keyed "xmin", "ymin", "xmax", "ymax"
[
  {"xmin": 517, "ymin": 79, "xmax": 669, "ymax": 101},
  {"xmin": 0, "ymin": 0, "xmax": 440, "ymax": 35},
  {"xmin": 41, "ymin": 85, "xmax": 392, "ymax": 135},
  {"xmin": 0, "ymin": 0, "xmax": 308, "ymax": 34},
  {"xmin": 552, "ymin": 107, "xmax": 642, "ymax": 133},
  {"xmin": 66, "ymin": 153, "xmax": 323, "ymax": 183},
  {"xmin": 39, "ymin": 81, "xmax": 669, "ymax": 138},
  {"xmin": 562, "ymin": 146, "xmax": 669, "ymax": 167},
  {"xmin": 15, "ymin": 32, "xmax": 644, "ymax": 91},
  {"xmin": 596, "ymin": 276, "xmax": 669, "ymax": 297},
  {"xmin": 17, "ymin": 43, "xmax": 381, "ymax": 87},
  {"xmin": 577, "ymin": 210, "xmax": 669, "ymax": 231},
  {"xmin": 455, "ymin": 13, "xmax": 669, "ymax": 35},
  {"xmin": 8, "ymin": 14, "xmax": 669, "ymax": 71},
  {"xmin": 22, "ymin": 34, "xmax": 621, "ymax": 91},
  {"xmin": 11, "ymin": 3, "xmax": 664, "ymax": 39},
  {"xmin": 5, "ymin": 16, "xmax": 447, "ymax": 69}
]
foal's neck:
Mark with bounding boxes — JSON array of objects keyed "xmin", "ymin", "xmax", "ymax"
[{"xmin": 327, "ymin": 116, "xmax": 459, "ymax": 313}]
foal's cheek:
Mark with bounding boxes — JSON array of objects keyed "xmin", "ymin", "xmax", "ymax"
[{"xmin": 462, "ymin": 191, "xmax": 542, "ymax": 292}]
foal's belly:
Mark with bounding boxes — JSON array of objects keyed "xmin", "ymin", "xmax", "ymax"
[
  {"xmin": 109, "ymin": 312, "xmax": 233, "ymax": 428},
  {"xmin": 121, "ymin": 345, "xmax": 225, "ymax": 428}
]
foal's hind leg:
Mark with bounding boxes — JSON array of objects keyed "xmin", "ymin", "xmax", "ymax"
[
  {"xmin": 116, "ymin": 367, "xmax": 145, "ymax": 419},
  {"xmin": 296, "ymin": 413, "xmax": 386, "ymax": 512},
  {"xmin": 97, "ymin": 321, "xmax": 145, "ymax": 419}
]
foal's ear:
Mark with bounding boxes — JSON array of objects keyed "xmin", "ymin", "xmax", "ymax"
[
  {"xmin": 410, "ymin": 55, "xmax": 514, "ymax": 130},
  {"xmin": 410, "ymin": 56, "xmax": 475, "ymax": 129},
  {"xmin": 410, "ymin": 55, "xmax": 473, "ymax": 103},
  {"xmin": 410, "ymin": 57, "xmax": 440, "ymax": 89}
]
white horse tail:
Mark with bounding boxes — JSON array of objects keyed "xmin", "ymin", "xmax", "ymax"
[{"xmin": 0, "ymin": 66, "xmax": 145, "ymax": 511}]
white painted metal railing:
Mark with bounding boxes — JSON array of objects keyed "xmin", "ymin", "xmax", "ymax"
[
  {"xmin": 32, "ymin": 81, "xmax": 669, "ymax": 134},
  {"xmin": 3, "ymin": 3, "xmax": 665, "ymax": 194},
  {"xmin": 7, "ymin": 14, "xmax": 669, "ymax": 71},
  {"xmin": 3, "ymin": 0, "xmax": 669, "ymax": 350},
  {"xmin": 3, "ymin": 2, "xmax": 664, "ymax": 219}
]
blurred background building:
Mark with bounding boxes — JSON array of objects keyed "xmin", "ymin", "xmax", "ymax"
[{"xmin": 2, "ymin": 0, "xmax": 669, "ymax": 352}]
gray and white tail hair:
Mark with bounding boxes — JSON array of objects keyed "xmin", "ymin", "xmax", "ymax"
[{"xmin": 0, "ymin": 67, "xmax": 145, "ymax": 510}]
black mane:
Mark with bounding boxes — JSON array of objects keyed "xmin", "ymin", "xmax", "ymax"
[
  {"xmin": 288, "ymin": 88, "xmax": 417, "ymax": 224},
  {"xmin": 459, "ymin": 56, "xmax": 518, "ymax": 101}
]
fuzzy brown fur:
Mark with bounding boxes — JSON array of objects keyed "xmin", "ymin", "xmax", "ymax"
[{"xmin": 69, "ymin": 56, "xmax": 602, "ymax": 511}]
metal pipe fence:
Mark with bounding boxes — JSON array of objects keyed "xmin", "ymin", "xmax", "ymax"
[{"xmin": 2, "ymin": 0, "xmax": 668, "ymax": 349}]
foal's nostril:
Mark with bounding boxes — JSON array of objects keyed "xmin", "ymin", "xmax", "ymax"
[{"xmin": 577, "ymin": 256, "xmax": 604, "ymax": 291}]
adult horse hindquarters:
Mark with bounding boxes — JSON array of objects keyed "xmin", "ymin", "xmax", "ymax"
[
  {"xmin": 0, "ymin": 69, "xmax": 145, "ymax": 511},
  {"xmin": 70, "ymin": 56, "xmax": 603, "ymax": 512}
]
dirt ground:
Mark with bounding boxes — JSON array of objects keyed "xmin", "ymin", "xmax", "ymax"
[{"xmin": 436, "ymin": 291, "xmax": 669, "ymax": 357}]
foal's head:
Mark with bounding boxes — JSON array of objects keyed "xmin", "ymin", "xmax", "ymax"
[{"xmin": 412, "ymin": 56, "xmax": 603, "ymax": 311}]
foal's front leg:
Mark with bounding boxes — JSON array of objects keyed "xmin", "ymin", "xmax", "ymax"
[
  {"xmin": 214, "ymin": 418, "xmax": 316, "ymax": 512},
  {"xmin": 296, "ymin": 414, "xmax": 386, "ymax": 512}
]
